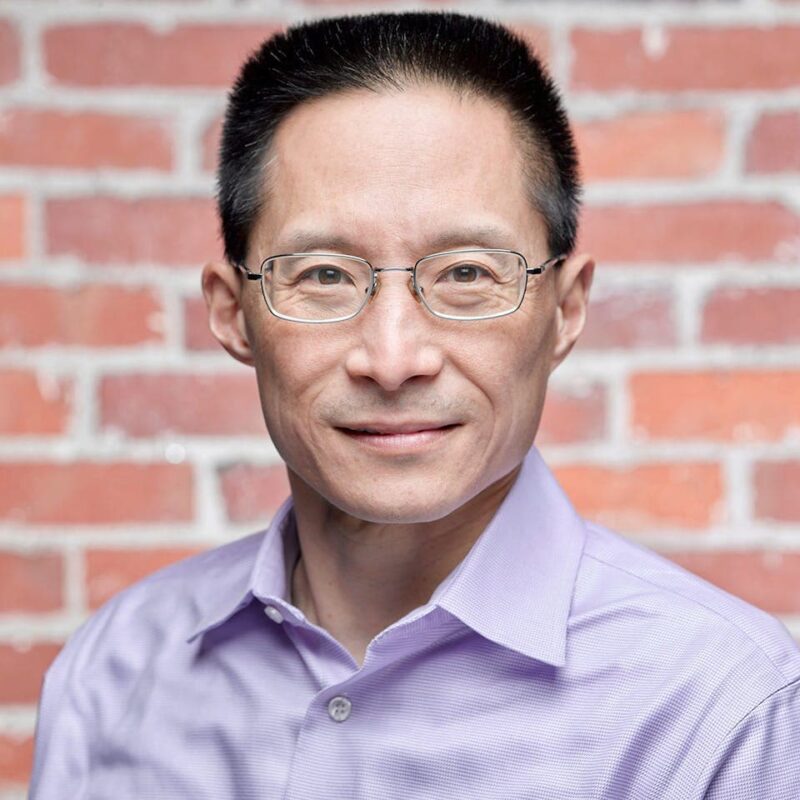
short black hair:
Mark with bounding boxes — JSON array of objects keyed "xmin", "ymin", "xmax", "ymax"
[{"xmin": 218, "ymin": 12, "xmax": 581, "ymax": 267}]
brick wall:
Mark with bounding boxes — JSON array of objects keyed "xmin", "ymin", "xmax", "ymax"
[{"xmin": 1, "ymin": 0, "xmax": 799, "ymax": 793}]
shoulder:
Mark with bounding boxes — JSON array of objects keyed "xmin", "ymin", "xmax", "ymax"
[
  {"xmin": 575, "ymin": 521, "xmax": 800, "ymax": 691},
  {"xmin": 569, "ymin": 523, "xmax": 800, "ymax": 792},
  {"xmin": 49, "ymin": 531, "xmax": 266, "ymax": 683},
  {"xmin": 31, "ymin": 532, "xmax": 268, "ymax": 793}
]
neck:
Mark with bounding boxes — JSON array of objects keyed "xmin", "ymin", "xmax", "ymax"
[{"xmin": 288, "ymin": 467, "xmax": 519, "ymax": 666}]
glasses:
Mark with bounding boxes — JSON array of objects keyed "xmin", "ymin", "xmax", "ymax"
[{"xmin": 237, "ymin": 248, "xmax": 565, "ymax": 323}]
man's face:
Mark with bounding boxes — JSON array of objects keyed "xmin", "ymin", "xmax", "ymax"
[{"xmin": 215, "ymin": 85, "xmax": 590, "ymax": 524}]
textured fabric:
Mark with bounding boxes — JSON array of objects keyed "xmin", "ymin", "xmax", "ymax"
[{"xmin": 31, "ymin": 448, "xmax": 800, "ymax": 799}]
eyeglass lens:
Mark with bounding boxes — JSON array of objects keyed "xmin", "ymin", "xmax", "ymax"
[{"xmin": 262, "ymin": 251, "xmax": 527, "ymax": 322}]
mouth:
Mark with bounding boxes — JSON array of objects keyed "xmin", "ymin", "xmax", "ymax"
[
  {"xmin": 335, "ymin": 422, "xmax": 461, "ymax": 451},
  {"xmin": 339, "ymin": 422, "xmax": 459, "ymax": 435}
]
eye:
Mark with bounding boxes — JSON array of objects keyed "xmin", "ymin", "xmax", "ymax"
[
  {"xmin": 443, "ymin": 263, "xmax": 490, "ymax": 283},
  {"xmin": 318, "ymin": 267, "xmax": 343, "ymax": 285},
  {"xmin": 302, "ymin": 266, "xmax": 349, "ymax": 285}
]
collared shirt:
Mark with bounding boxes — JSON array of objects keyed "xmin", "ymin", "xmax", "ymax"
[{"xmin": 31, "ymin": 448, "xmax": 800, "ymax": 799}]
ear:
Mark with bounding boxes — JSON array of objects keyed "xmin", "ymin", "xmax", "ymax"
[
  {"xmin": 550, "ymin": 252, "xmax": 594, "ymax": 373},
  {"xmin": 201, "ymin": 260, "xmax": 255, "ymax": 366}
]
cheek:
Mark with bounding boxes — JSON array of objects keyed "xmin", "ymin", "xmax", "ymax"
[
  {"xmin": 442, "ymin": 322, "xmax": 552, "ymax": 490},
  {"xmin": 247, "ymin": 320, "xmax": 342, "ymax": 439},
  {"xmin": 507, "ymin": 346, "xmax": 551, "ymax": 423},
  {"xmin": 245, "ymin": 319, "xmax": 302, "ymax": 428},
  {"xmin": 249, "ymin": 344, "xmax": 324, "ymax": 478},
  {"xmin": 482, "ymin": 309, "xmax": 557, "ymax": 431}
]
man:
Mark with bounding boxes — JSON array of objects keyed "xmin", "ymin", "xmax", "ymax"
[{"xmin": 31, "ymin": 12, "xmax": 799, "ymax": 799}]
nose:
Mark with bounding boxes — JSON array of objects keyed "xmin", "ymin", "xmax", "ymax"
[{"xmin": 344, "ymin": 271, "xmax": 444, "ymax": 392}]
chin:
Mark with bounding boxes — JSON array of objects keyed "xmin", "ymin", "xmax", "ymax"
[{"xmin": 327, "ymin": 485, "xmax": 470, "ymax": 525}]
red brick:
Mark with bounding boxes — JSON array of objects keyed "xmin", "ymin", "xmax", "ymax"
[
  {"xmin": 575, "ymin": 110, "xmax": 724, "ymax": 181},
  {"xmin": 184, "ymin": 296, "xmax": 218, "ymax": 351},
  {"xmin": 46, "ymin": 196, "xmax": 220, "ymax": 265},
  {"xmin": 578, "ymin": 202, "xmax": 800, "ymax": 264},
  {"xmin": 668, "ymin": 551, "xmax": 800, "ymax": 614},
  {"xmin": 0, "ymin": 552, "xmax": 63, "ymax": 613},
  {"xmin": 701, "ymin": 287, "xmax": 800, "ymax": 345},
  {"xmin": 202, "ymin": 114, "xmax": 223, "ymax": 173},
  {"xmin": 572, "ymin": 27, "xmax": 800, "ymax": 91},
  {"xmin": 0, "ymin": 284, "xmax": 164, "ymax": 347},
  {"xmin": 746, "ymin": 112, "xmax": 800, "ymax": 174},
  {"xmin": 0, "ymin": 20, "xmax": 20, "ymax": 85},
  {"xmin": 0, "ymin": 643, "xmax": 61, "ymax": 704},
  {"xmin": 220, "ymin": 463, "xmax": 290, "ymax": 523},
  {"xmin": 631, "ymin": 371, "xmax": 800, "ymax": 441},
  {"xmin": 0, "ymin": 370, "xmax": 71, "ymax": 435},
  {"xmin": 577, "ymin": 287, "xmax": 676, "ymax": 350},
  {"xmin": 755, "ymin": 461, "xmax": 800, "ymax": 522},
  {"xmin": 100, "ymin": 372, "xmax": 264, "ymax": 437},
  {"xmin": 0, "ymin": 462, "xmax": 193, "ymax": 524},
  {"xmin": 45, "ymin": 23, "xmax": 281, "ymax": 87},
  {"xmin": 0, "ymin": 195, "xmax": 25, "ymax": 261},
  {"xmin": 0, "ymin": 735, "xmax": 33, "ymax": 787},
  {"xmin": 86, "ymin": 547, "xmax": 203, "ymax": 609},
  {"xmin": 538, "ymin": 383, "xmax": 606, "ymax": 445},
  {"xmin": 0, "ymin": 109, "xmax": 172, "ymax": 170},
  {"xmin": 555, "ymin": 462, "xmax": 722, "ymax": 531}
]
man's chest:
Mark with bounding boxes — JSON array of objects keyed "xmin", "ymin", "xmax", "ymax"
[{"xmin": 85, "ymin": 616, "xmax": 708, "ymax": 800}]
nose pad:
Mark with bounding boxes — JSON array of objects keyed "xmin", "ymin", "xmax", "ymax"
[{"xmin": 368, "ymin": 273, "xmax": 420, "ymax": 305}]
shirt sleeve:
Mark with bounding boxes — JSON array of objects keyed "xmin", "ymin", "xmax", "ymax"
[
  {"xmin": 28, "ymin": 608, "xmax": 108, "ymax": 800},
  {"xmin": 699, "ymin": 676, "xmax": 800, "ymax": 799},
  {"xmin": 29, "ymin": 642, "xmax": 91, "ymax": 799}
]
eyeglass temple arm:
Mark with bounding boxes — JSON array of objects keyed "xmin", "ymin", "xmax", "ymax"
[
  {"xmin": 235, "ymin": 263, "xmax": 262, "ymax": 281},
  {"xmin": 526, "ymin": 254, "xmax": 567, "ymax": 276}
]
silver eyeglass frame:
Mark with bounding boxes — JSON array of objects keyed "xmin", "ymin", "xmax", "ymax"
[{"xmin": 236, "ymin": 248, "xmax": 566, "ymax": 324}]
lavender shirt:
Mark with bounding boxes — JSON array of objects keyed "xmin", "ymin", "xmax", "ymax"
[{"xmin": 31, "ymin": 448, "xmax": 800, "ymax": 798}]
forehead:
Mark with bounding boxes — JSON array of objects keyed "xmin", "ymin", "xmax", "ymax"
[{"xmin": 253, "ymin": 85, "xmax": 547, "ymax": 259}]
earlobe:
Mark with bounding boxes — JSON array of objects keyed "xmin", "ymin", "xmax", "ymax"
[
  {"xmin": 201, "ymin": 260, "xmax": 256, "ymax": 366},
  {"xmin": 550, "ymin": 253, "xmax": 594, "ymax": 373}
]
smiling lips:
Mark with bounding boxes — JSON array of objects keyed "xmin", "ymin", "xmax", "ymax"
[
  {"xmin": 337, "ymin": 422, "xmax": 460, "ymax": 451},
  {"xmin": 342, "ymin": 421, "xmax": 458, "ymax": 435}
]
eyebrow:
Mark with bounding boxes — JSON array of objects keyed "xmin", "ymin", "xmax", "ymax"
[
  {"xmin": 278, "ymin": 224, "xmax": 518, "ymax": 257},
  {"xmin": 426, "ymin": 225, "xmax": 518, "ymax": 252}
]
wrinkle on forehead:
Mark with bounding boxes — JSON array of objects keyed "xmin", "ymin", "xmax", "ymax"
[{"xmin": 248, "ymin": 85, "xmax": 548, "ymax": 264}]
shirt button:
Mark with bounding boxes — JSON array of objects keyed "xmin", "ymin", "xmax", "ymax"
[
  {"xmin": 327, "ymin": 696, "xmax": 352, "ymax": 723},
  {"xmin": 264, "ymin": 605, "xmax": 284, "ymax": 624}
]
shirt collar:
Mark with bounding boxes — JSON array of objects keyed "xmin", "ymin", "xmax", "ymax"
[
  {"xmin": 432, "ymin": 447, "xmax": 586, "ymax": 666},
  {"xmin": 188, "ymin": 448, "xmax": 586, "ymax": 667},
  {"xmin": 186, "ymin": 498, "xmax": 296, "ymax": 643}
]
